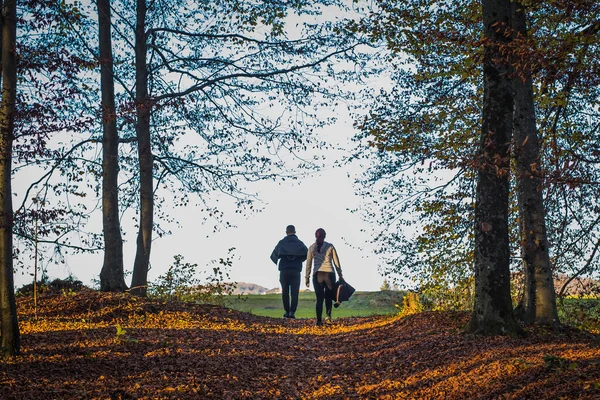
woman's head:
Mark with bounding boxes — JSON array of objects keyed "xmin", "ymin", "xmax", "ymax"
[
  {"xmin": 315, "ymin": 228, "xmax": 326, "ymax": 252},
  {"xmin": 315, "ymin": 228, "xmax": 326, "ymax": 240}
]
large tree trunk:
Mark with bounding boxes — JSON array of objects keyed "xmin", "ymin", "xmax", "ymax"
[
  {"xmin": 466, "ymin": 0, "xmax": 522, "ymax": 336},
  {"xmin": 98, "ymin": 0, "xmax": 127, "ymax": 292},
  {"xmin": 130, "ymin": 0, "xmax": 153, "ymax": 296},
  {"xmin": 511, "ymin": 2, "xmax": 559, "ymax": 327},
  {"xmin": 0, "ymin": 0, "xmax": 19, "ymax": 357}
]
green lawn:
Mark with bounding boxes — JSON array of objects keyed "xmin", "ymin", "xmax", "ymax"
[
  {"xmin": 223, "ymin": 290, "xmax": 406, "ymax": 319},
  {"xmin": 223, "ymin": 292, "xmax": 600, "ymax": 332}
]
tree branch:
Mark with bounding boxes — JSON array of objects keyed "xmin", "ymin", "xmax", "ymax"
[
  {"xmin": 153, "ymin": 45, "xmax": 357, "ymax": 102},
  {"xmin": 558, "ymin": 235, "xmax": 600, "ymax": 299}
]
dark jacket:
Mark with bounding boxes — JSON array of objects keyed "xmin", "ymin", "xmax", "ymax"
[{"xmin": 270, "ymin": 235, "xmax": 308, "ymax": 272}]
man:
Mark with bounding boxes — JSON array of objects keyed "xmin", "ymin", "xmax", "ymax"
[{"xmin": 270, "ymin": 225, "xmax": 308, "ymax": 318}]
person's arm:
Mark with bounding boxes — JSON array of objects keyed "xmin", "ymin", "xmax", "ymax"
[
  {"xmin": 305, "ymin": 246, "xmax": 313, "ymax": 287},
  {"xmin": 270, "ymin": 244, "xmax": 279, "ymax": 265},
  {"xmin": 297, "ymin": 242, "xmax": 308, "ymax": 263},
  {"xmin": 331, "ymin": 245, "xmax": 343, "ymax": 279}
]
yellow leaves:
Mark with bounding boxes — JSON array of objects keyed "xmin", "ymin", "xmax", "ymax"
[
  {"xmin": 10, "ymin": 291, "xmax": 600, "ymax": 399},
  {"xmin": 163, "ymin": 385, "xmax": 189, "ymax": 394}
]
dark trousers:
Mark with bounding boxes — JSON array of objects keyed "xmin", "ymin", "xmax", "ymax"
[
  {"xmin": 313, "ymin": 271, "xmax": 335, "ymax": 322},
  {"xmin": 280, "ymin": 269, "xmax": 301, "ymax": 313}
]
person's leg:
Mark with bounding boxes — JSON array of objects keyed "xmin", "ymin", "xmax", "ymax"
[
  {"xmin": 279, "ymin": 271, "xmax": 291, "ymax": 317},
  {"xmin": 313, "ymin": 273, "xmax": 325, "ymax": 325},
  {"xmin": 323, "ymin": 272, "xmax": 336, "ymax": 323},
  {"xmin": 289, "ymin": 271, "xmax": 301, "ymax": 317}
]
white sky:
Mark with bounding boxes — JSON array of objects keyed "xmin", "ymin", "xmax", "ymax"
[{"xmin": 14, "ymin": 117, "xmax": 386, "ymax": 292}]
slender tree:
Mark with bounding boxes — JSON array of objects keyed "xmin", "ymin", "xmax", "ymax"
[
  {"xmin": 129, "ymin": 0, "xmax": 153, "ymax": 296},
  {"xmin": 0, "ymin": 0, "xmax": 20, "ymax": 357},
  {"xmin": 98, "ymin": 0, "xmax": 127, "ymax": 292}
]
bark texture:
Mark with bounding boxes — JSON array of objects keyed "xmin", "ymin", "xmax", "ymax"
[
  {"xmin": 0, "ymin": 0, "xmax": 20, "ymax": 357},
  {"xmin": 130, "ymin": 0, "xmax": 153, "ymax": 296},
  {"xmin": 466, "ymin": 0, "xmax": 522, "ymax": 336},
  {"xmin": 511, "ymin": 2, "xmax": 559, "ymax": 327},
  {"xmin": 98, "ymin": 0, "xmax": 127, "ymax": 292}
]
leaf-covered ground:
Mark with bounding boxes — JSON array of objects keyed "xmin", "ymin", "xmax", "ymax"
[{"xmin": 2, "ymin": 289, "xmax": 600, "ymax": 399}]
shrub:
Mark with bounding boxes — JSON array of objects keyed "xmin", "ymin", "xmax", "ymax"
[
  {"xmin": 417, "ymin": 277, "xmax": 474, "ymax": 312},
  {"xmin": 148, "ymin": 253, "xmax": 235, "ymax": 305},
  {"xmin": 398, "ymin": 292, "xmax": 423, "ymax": 316},
  {"xmin": 17, "ymin": 275, "xmax": 84, "ymax": 296}
]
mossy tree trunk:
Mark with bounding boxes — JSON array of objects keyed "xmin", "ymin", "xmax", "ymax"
[
  {"xmin": 511, "ymin": 2, "xmax": 559, "ymax": 328},
  {"xmin": 466, "ymin": 0, "xmax": 522, "ymax": 336}
]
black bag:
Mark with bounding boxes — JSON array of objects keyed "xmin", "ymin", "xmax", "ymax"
[{"xmin": 333, "ymin": 279, "xmax": 355, "ymax": 307}]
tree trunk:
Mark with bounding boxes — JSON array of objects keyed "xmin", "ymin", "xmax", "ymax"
[
  {"xmin": 466, "ymin": 0, "xmax": 522, "ymax": 336},
  {"xmin": 511, "ymin": 2, "xmax": 559, "ymax": 327},
  {"xmin": 98, "ymin": 0, "xmax": 127, "ymax": 292},
  {"xmin": 0, "ymin": 0, "xmax": 20, "ymax": 357},
  {"xmin": 130, "ymin": 0, "xmax": 153, "ymax": 297}
]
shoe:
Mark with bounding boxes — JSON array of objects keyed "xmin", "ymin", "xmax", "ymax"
[
  {"xmin": 288, "ymin": 312, "xmax": 296, "ymax": 319},
  {"xmin": 283, "ymin": 312, "xmax": 290, "ymax": 318},
  {"xmin": 316, "ymin": 320, "xmax": 323, "ymax": 326},
  {"xmin": 325, "ymin": 317, "xmax": 333, "ymax": 325}
]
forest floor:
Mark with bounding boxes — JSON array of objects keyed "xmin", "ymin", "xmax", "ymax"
[{"xmin": 2, "ymin": 289, "xmax": 600, "ymax": 399}]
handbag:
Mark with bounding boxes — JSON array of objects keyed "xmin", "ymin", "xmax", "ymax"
[{"xmin": 333, "ymin": 278, "xmax": 355, "ymax": 307}]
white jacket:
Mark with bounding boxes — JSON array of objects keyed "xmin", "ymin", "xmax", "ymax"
[{"xmin": 305, "ymin": 241, "xmax": 342, "ymax": 283}]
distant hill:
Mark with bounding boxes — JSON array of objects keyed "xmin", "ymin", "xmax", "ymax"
[
  {"xmin": 230, "ymin": 282, "xmax": 271, "ymax": 295},
  {"xmin": 554, "ymin": 274, "xmax": 600, "ymax": 296},
  {"xmin": 512, "ymin": 272, "xmax": 600, "ymax": 297},
  {"xmin": 229, "ymin": 283, "xmax": 312, "ymax": 295}
]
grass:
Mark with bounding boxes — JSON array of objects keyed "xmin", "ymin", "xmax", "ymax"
[
  {"xmin": 222, "ymin": 291, "xmax": 600, "ymax": 333},
  {"xmin": 557, "ymin": 297, "xmax": 600, "ymax": 334},
  {"xmin": 222, "ymin": 290, "xmax": 406, "ymax": 319}
]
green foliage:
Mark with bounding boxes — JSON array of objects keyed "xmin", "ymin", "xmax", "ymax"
[
  {"xmin": 557, "ymin": 298, "xmax": 600, "ymax": 334},
  {"xmin": 352, "ymin": 0, "xmax": 600, "ymax": 300},
  {"xmin": 113, "ymin": 323, "xmax": 137, "ymax": 344},
  {"xmin": 380, "ymin": 279, "xmax": 391, "ymax": 291},
  {"xmin": 114, "ymin": 323, "xmax": 127, "ymax": 343},
  {"xmin": 148, "ymin": 253, "xmax": 235, "ymax": 305},
  {"xmin": 543, "ymin": 354, "xmax": 579, "ymax": 372},
  {"xmin": 418, "ymin": 277, "xmax": 474, "ymax": 312}
]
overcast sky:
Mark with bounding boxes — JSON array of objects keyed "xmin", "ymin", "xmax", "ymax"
[{"xmin": 14, "ymin": 114, "xmax": 386, "ymax": 292}]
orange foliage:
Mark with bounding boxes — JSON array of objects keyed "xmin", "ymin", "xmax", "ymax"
[{"xmin": 2, "ymin": 289, "xmax": 599, "ymax": 399}]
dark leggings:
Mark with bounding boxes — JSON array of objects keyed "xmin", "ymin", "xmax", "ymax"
[{"xmin": 313, "ymin": 271, "xmax": 335, "ymax": 322}]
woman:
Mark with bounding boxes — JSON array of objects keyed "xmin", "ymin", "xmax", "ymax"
[{"xmin": 305, "ymin": 228, "xmax": 343, "ymax": 325}]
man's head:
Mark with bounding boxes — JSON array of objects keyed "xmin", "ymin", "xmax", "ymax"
[{"xmin": 286, "ymin": 225, "xmax": 296, "ymax": 235}]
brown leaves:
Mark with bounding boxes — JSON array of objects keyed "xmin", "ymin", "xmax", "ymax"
[{"xmin": 3, "ymin": 291, "xmax": 600, "ymax": 399}]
